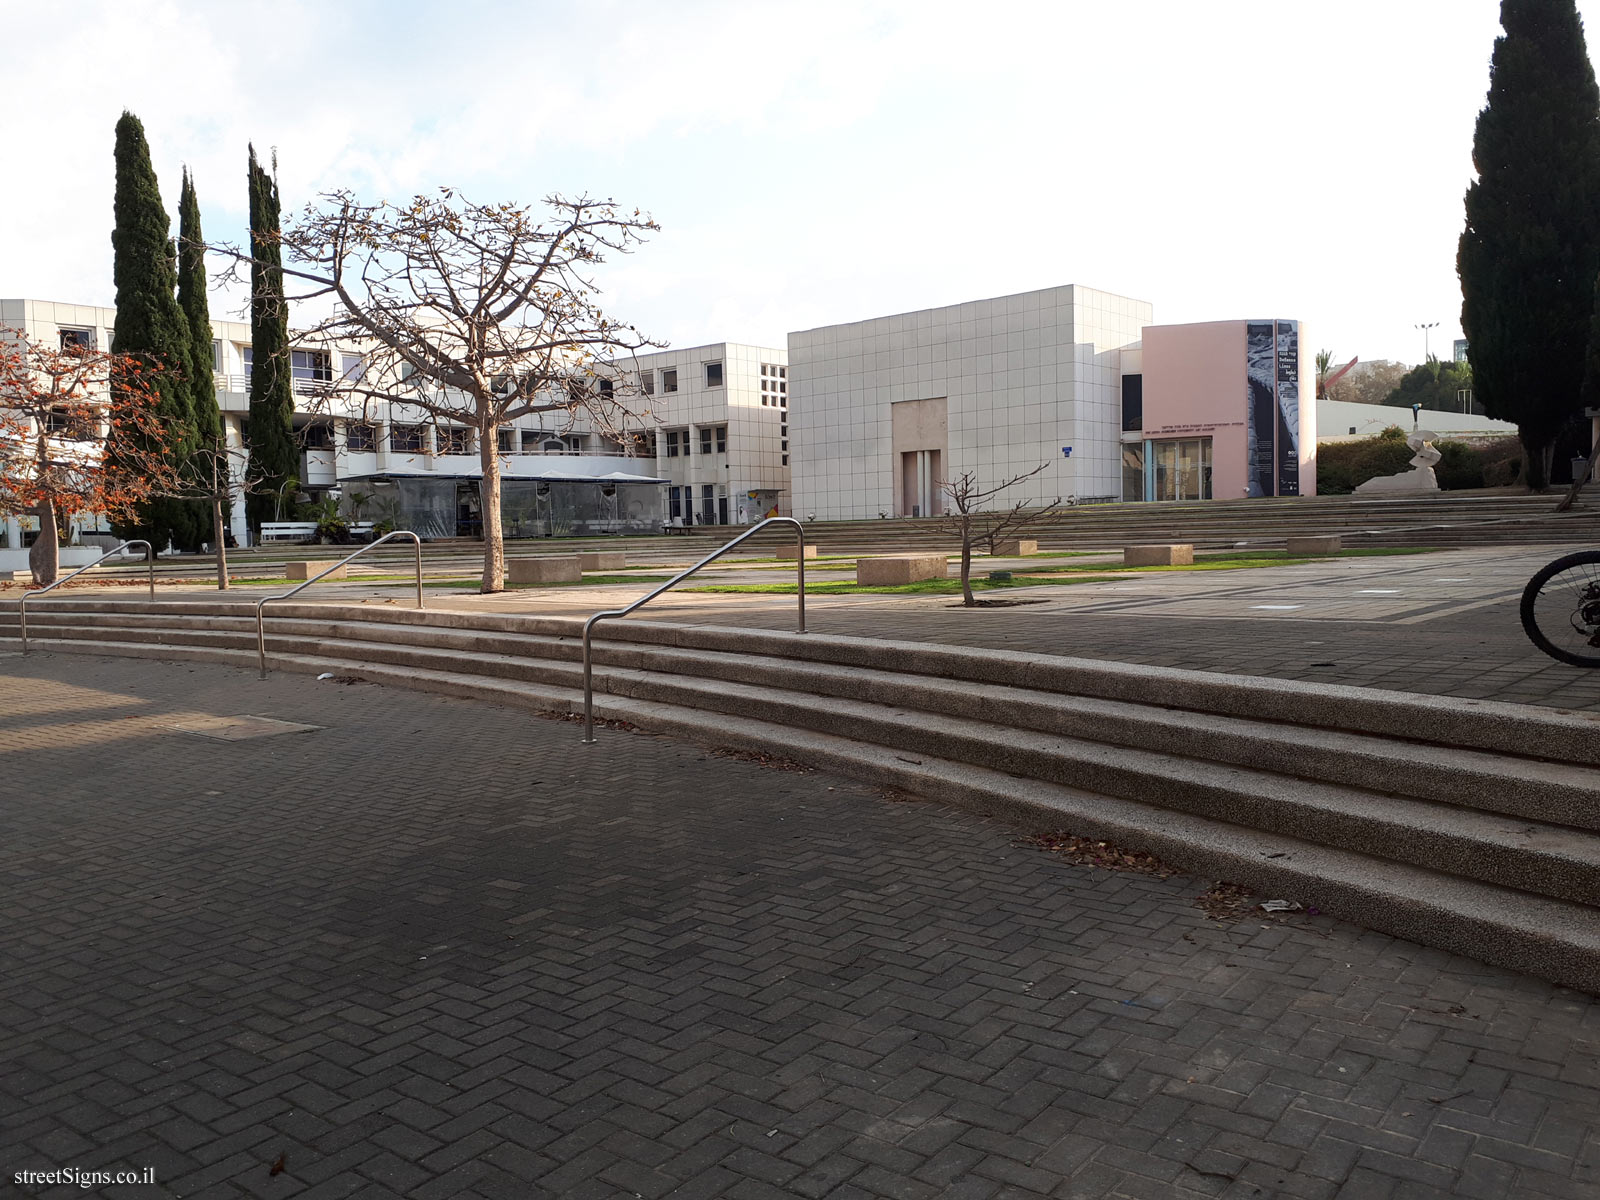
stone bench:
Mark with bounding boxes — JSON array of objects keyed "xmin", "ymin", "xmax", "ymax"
[
  {"xmin": 857, "ymin": 554, "xmax": 947, "ymax": 585},
  {"xmin": 1285, "ymin": 535, "xmax": 1341, "ymax": 555},
  {"xmin": 284, "ymin": 561, "xmax": 348, "ymax": 581},
  {"xmin": 507, "ymin": 556, "xmax": 581, "ymax": 584},
  {"xmin": 775, "ymin": 544, "xmax": 818, "ymax": 560},
  {"xmin": 1123, "ymin": 544, "xmax": 1193, "ymax": 567},
  {"xmin": 578, "ymin": 552, "xmax": 626, "ymax": 571},
  {"xmin": 991, "ymin": 539, "xmax": 1037, "ymax": 557}
]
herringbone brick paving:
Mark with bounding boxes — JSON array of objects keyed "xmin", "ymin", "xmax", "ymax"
[{"xmin": 1, "ymin": 653, "xmax": 1597, "ymax": 1199}]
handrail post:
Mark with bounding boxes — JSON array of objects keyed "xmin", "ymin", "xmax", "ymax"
[
  {"xmin": 582, "ymin": 516, "xmax": 806, "ymax": 743},
  {"xmin": 19, "ymin": 539, "xmax": 152, "ymax": 655},
  {"xmin": 256, "ymin": 530, "xmax": 423, "ymax": 679}
]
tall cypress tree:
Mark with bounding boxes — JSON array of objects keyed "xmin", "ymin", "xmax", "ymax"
[
  {"xmin": 179, "ymin": 167, "xmax": 225, "ymax": 540},
  {"xmin": 245, "ymin": 144, "xmax": 297, "ymax": 538},
  {"xmin": 109, "ymin": 110, "xmax": 199, "ymax": 551},
  {"xmin": 1459, "ymin": 0, "xmax": 1600, "ymax": 489}
]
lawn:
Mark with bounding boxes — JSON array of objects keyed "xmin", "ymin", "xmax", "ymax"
[{"xmin": 681, "ymin": 547, "xmax": 1434, "ymax": 596}]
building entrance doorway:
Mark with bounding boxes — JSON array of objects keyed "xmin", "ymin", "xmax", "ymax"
[{"xmin": 1151, "ymin": 438, "xmax": 1212, "ymax": 501}]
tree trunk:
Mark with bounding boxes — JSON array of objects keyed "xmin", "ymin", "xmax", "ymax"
[
  {"xmin": 960, "ymin": 520, "xmax": 974, "ymax": 607},
  {"xmin": 479, "ymin": 430, "xmax": 504, "ymax": 593},
  {"xmin": 212, "ymin": 496, "xmax": 229, "ymax": 590},
  {"xmin": 29, "ymin": 502, "xmax": 59, "ymax": 588}
]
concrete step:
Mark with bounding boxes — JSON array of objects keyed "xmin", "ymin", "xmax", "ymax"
[
  {"xmin": 18, "ymin": 630, "xmax": 1596, "ymax": 994},
  {"xmin": 23, "ymin": 617, "xmax": 1595, "ymax": 912}
]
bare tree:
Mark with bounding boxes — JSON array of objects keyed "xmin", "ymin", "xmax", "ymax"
[
  {"xmin": 215, "ymin": 188, "xmax": 660, "ymax": 592},
  {"xmin": 937, "ymin": 463, "xmax": 1062, "ymax": 607}
]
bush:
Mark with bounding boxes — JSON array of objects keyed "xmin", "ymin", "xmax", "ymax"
[{"xmin": 1317, "ymin": 429, "xmax": 1510, "ymax": 494}]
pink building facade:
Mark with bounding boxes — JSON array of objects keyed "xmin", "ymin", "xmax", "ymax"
[{"xmin": 1126, "ymin": 320, "xmax": 1315, "ymax": 501}]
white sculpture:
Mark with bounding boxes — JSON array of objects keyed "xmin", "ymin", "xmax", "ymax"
[{"xmin": 1355, "ymin": 429, "xmax": 1442, "ymax": 494}]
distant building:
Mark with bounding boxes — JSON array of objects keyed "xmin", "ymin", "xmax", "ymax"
[{"xmin": 1454, "ymin": 339, "xmax": 1469, "ymax": 363}]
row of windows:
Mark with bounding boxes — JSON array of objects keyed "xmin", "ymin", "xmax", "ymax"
[
  {"xmin": 667, "ymin": 484, "xmax": 729, "ymax": 525},
  {"xmin": 301, "ymin": 423, "xmax": 591, "ymax": 456},
  {"xmin": 662, "ymin": 425, "xmax": 727, "ymax": 457},
  {"xmin": 760, "ymin": 363, "xmax": 788, "ymax": 408}
]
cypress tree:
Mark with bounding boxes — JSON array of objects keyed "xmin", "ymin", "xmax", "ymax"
[
  {"xmin": 109, "ymin": 110, "xmax": 200, "ymax": 551},
  {"xmin": 1459, "ymin": 0, "xmax": 1600, "ymax": 489},
  {"xmin": 244, "ymin": 144, "xmax": 298, "ymax": 538},
  {"xmin": 179, "ymin": 167, "xmax": 225, "ymax": 541}
]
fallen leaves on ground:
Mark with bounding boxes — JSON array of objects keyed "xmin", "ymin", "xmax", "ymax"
[
  {"xmin": 1023, "ymin": 832, "xmax": 1177, "ymax": 877},
  {"xmin": 709, "ymin": 746, "xmax": 815, "ymax": 773},
  {"xmin": 1194, "ymin": 882, "xmax": 1259, "ymax": 919}
]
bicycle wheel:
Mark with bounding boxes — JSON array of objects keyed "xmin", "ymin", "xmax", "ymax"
[{"xmin": 1520, "ymin": 550, "xmax": 1600, "ymax": 667}]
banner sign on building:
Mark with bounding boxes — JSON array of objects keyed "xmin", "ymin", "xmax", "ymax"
[
  {"xmin": 1246, "ymin": 323, "xmax": 1277, "ymax": 498},
  {"xmin": 1275, "ymin": 321, "xmax": 1300, "ymax": 496}
]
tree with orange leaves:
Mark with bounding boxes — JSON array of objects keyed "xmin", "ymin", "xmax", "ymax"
[{"xmin": 0, "ymin": 327, "xmax": 177, "ymax": 586}]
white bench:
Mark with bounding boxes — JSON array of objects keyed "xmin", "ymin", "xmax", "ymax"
[{"xmin": 261, "ymin": 522, "xmax": 316, "ymax": 543}]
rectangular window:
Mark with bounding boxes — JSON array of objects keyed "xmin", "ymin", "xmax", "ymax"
[
  {"xmin": 705, "ymin": 361, "xmax": 723, "ymax": 388},
  {"xmin": 213, "ymin": 340, "xmax": 223, "ymax": 371},
  {"xmin": 661, "ymin": 369, "xmax": 678, "ymax": 393},
  {"xmin": 347, "ymin": 422, "xmax": 377, "ymax": 452},
  {"xmin": 341, "ymin": 353, "xmax": 366, "ymax": 383},
  {"xmin": 521, "ymin": 429, "xmax": 541, "ymax": 453},
  {"xmin": 641, "ymin": 371, "xmax": 654, "ymax": 396},
  {"xmin": 291, "ymin": 348, "xmax": 333, "ymax": 383},
  {"xmin": 58, "ymin": 327, "xmax": 94, "ymax": 352},
  {"xmin": 699, "ymin": 427, "xmax": 712, "ymax": 456},
  {"xmin": 391, "ymin": 423, "xmax": 427, "ymax": 453},
  {"xmin": 599, "ymin": 378, "xmax": 614, "ymax": 397},
  {"xmin": 669, "ymin": 486, "xmax": 682, "ymax": 521},
  {"xmin": 303, "ymin": 424, "xmax": 334, "ymax": 449},
  {"xmin": 701, "ymin": 483, "xmax": 714, "ymax": 524},
  {"xmin": 497, "ymin": 427, "xmax": 514, "ymax": 453},
  {"xmin": 439, "ymin": 427, "xmax": 474, "ymax": 454},
  {"xmin": 1121, "ymin": 374, "xmax": 1144, "ymax": 433},
  {"xmin": 241, "ymin": 346, "xmax": 253, "ymax": 378},
  {"xmin": 44, "ymin": 408, "xmax": 72, "ymax": 434},
  {"xmin": 715, "ymin": 425, "xmax": 726, "ymax": 454},
  {"xmin": 666, "ymin": 430, "xmax": 680, "ymax": 458},
  {"xmin": 718, "ymin": 490, "xmax": 728, "ymax": 525}
]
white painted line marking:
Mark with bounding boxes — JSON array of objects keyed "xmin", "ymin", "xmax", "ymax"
[
  {"xmin": 1358, "ymin": 589, "xmax": 1402, "ymax": 594},
  {"xmin": 1251, "ymin": 604, "xmax": 1303, "ymax": 611}
]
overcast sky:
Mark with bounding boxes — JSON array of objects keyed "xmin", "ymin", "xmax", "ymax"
[{"xmin": 3, "ymin": 0, "xmax": 1592, "ymax": 368}]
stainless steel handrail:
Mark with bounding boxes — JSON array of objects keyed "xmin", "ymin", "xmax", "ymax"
[
  {"xmin": 582, "ymin": 516, "xmax": 806, "ymax": 743},
  {"xmin": 257, "ymin": 530, "xmax": 423, "ymax": 678},
  {"xmin": 19, "ymin": 540, "xmax": 154, "ymax": 654}
]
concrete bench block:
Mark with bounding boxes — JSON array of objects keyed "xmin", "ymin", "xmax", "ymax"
[
  {"xmin": 775, "ymin": 544, "xmax": 818, "ymax": 560},
  {"xmin": 578, "ymin": 552, "xmax": 626, "ymax": 571},
  {"xmin": 1286, "ymin": 535, "xmax": 1342, "ymax": 555},
  {"xmin": 1124, "ymin": 544, "xmax": 1193, "ymax": 567},
  {"xmin": 284, "ymin": 561, "xmax": 348, "ymax": 581},
  {"xmin": 992, "ymin": 539, "xmax": 1037, "ymax": 557},
  {"xmin": 857, "ymin": 554, "xmax": 948, "ymax": 585},
  {"xmin": 507, "ymin": 556, "xmax": 581, "ymax": 584}
]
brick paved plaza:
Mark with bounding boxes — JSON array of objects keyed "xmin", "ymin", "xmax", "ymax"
[{"xmin": 2, "ymin": 653, "xmax": 1598, "ymax": 1198}]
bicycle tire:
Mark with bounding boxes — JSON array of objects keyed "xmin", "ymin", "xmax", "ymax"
[{"xmin": 1520, "ymin": 549, "xmax": 1600, "ymax": 668}]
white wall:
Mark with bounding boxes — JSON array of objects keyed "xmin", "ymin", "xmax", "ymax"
[
  {"xmin": 788, "ymin": 284, "xmax": 1150, "ymax": 520},
  {"xmin": 1317, "ymin": 397, "xmax": 1518, "ymax": 442}
]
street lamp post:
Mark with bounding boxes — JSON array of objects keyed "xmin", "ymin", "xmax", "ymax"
[{"xmin": 1414, "ymin": 321, "xmax": 1439, "ymax": 362}]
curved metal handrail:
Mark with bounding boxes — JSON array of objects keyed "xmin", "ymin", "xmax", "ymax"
[
  {"xmin": 20, "ymin": 540, "xmax": 153, "ymax": 654},
  {"xmin": 583, "ymin": 516, "xmax": 806, "ymax": 743},
  {"xmin": 257, "ymin": 531, "xmax": 423, "ymax": 678}
]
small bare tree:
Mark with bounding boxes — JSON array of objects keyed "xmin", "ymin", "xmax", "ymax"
[
  {"xmin": 938, "ymin": 463, "xmax": 1063, "ymax": 607},
  {"xmin": 215, "ymin": 187, "xmax": 660, "ymax": 592}
]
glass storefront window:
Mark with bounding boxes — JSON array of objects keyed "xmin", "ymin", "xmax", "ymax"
[{"xmin": 1151, "ymin": 437, "xmax": 1213, "ymax": 501}]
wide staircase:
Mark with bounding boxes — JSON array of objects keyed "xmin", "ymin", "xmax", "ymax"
[{"xmin": 5, "ymin": 597, "xmax": 1600, "ymax": 994}]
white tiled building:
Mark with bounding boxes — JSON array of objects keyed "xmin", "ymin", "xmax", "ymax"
[
  {"xmin": 603, "ymin": 343, "xmax": 791, "ymax": 525},
  {"xmin": 787, "ymin": 285, "xmax": 1151, "ymax": 520},
  {"xmin": 2, "ymin": 298, "xmax": 668, "ymax": 547}
]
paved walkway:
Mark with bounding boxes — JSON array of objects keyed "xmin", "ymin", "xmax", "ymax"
[{"xmin": 2, "ymin": 655, "xmax": 1597, "ymax": 1199}]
